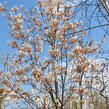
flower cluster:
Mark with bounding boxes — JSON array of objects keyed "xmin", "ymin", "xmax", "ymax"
[{"xmin": 31, "ymin": 66, "xmax": 41, "ymax": 79}]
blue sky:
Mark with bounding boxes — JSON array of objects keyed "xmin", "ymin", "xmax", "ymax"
[
  {"xmin": 0, "ymin": 0, "xmax": 35, "ymax": 54},
  {"xmin": 0, "ymin": 0, "xmax": 109, "ymax": 54}
]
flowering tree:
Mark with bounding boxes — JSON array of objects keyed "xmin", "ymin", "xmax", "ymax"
[{"xmin": 0, "ymin": 0, "xmax": 108, "ymax": 109}]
